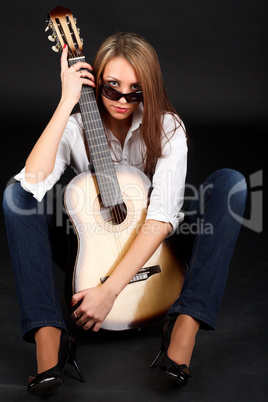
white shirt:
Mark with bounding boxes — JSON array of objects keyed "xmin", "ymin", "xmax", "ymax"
[{"xmin": 15, "ymin": 104, "xmax": 187, "ymax": 235}]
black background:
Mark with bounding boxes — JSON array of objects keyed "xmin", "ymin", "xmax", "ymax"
[
  {"xmin": 1, "ymin": 0, "xmax": 267, "ymax": 244},
  {"xmin": 1, "ymin": 0, "xmax": 267, "ymax": 124},
  {"xmin": 1, "ymin": 0, "xmax": 267, "ymax": 182},
  {"xmin": 0, "ymin": 1, "xmax": 267, "ymax": 401}
]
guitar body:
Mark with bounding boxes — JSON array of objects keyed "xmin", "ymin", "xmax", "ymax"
[{"xmin": 65, "ymin": 165, "xmax": 184, "ymax": 330}]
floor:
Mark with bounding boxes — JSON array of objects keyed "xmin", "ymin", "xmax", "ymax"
[{"xmin": 0, "ymin": 123, "xmax": 267, "ymax": 401}]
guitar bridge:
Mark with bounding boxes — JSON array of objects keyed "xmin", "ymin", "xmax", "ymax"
[{"xmin": 100, "ymin": 265, "xmax": 161, "ymax": 284}]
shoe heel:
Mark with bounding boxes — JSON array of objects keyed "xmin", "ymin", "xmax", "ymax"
[
  {"xmin": 151, "ymin": 318, "xmax": 176, "ymax": 368},
  {"xmin": 151, "ymin": 347, "xmax": 164, "ymax": 368},
  {"xmin": 67, "ymin": 355, "xmax": 86, "ymax": 382},
  {"xmin": 68, "ymin": 339, "xmax": 86, "ymax": 382}
]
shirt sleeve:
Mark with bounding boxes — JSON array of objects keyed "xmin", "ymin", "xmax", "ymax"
[
  {"xmin": 146, "ymin": 114, "xmax": 187, "ymax": 236},
  {"xmin": 14, "ymin": 116, "xmax": 81, "ymax": 202}
]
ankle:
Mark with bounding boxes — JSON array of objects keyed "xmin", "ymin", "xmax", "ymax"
[
  {"xmin": 35, "ymin": 327, "xmax": 61, "ymax": 374},
  {"xmin": 167, "ymin": 315, "xmax": 200, "ymax": 367},
  {"xmin": 167, "ymin": 341, "xmax": 195, "ymax": 367}
]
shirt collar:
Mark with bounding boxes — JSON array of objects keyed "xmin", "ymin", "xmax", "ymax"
[{"xmin": 131, "ymin": 102, "xmax": 143, "ymax": 132}]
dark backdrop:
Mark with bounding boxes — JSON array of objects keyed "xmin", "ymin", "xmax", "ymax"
[
  {"xmin": 0, "ymin": 1, "xmax": 266, "ymax": 242},
  {"xmin": 1, "ymin": 0, "xmax": 267, "ymax": 124},
  {"xmin": 0, "ymin": 2, "xmax": 267, "ymax": 400},
  {"xmin": 1, "ymin": 0, "xmax": 267, "ymax": 168},
  {"xmin": 1, "ymin": 0, "xmax": 267, "ymax": 241}
]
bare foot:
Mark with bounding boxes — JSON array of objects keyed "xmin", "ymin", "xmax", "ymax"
[
  {"xmin": 167, "ymin": 314, "xmax": 200, "ymax": 367},
  {"xmin": 34, "ymin": 327, "xmax": 61, "ymax": 374}
]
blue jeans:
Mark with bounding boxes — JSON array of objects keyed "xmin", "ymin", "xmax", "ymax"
[
  {"xmin": 168, "ymin": 168, "xmax": 247, "ymax": 329},
  {"xmin": 3, "ymin": 183, "xmax": 69, "ymax": 342},
  {"xmin": 2, "ymin": 169, "xmax": 247, "ymax": 341}
]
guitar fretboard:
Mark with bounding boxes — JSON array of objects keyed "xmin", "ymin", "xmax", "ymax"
[{"xmin": 69, "ymin": 57, "xmax": 123, "ymax": 207}]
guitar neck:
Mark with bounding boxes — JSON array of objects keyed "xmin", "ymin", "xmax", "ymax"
[{"xmin": 69, "ymin": 57, "xmax": 123, "ymax": 207}]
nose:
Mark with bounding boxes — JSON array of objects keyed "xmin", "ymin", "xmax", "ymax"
[{"xmin": 118, "ymin": 95, "xmax": 128, "ymax": 104}]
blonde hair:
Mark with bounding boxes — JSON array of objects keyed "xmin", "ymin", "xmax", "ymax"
[{"xmin": 93, "ymin": 32, "xmax": 181, "ymax": 178}]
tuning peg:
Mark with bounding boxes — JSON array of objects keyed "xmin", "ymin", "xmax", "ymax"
[
  {"xmin": 52, "ymin": 44, "xmax": 61, "ymax": 53},
  {"xmin": 48, "ymin": 34, "xmax": 56, "ymax": 42},
  {"xmin": 73, "ymin": 17, "xmax": 77, "ymax": 24},
  {"xmin": 45, "ymin": 20, "xmax": 53, "ymax": 32}
]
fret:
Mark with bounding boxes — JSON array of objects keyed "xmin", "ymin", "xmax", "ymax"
[
  {"xmin": 82, "ymin": 119, "xmax": 103, "ymax": 125},
  {"xmin": 95, "ymin": 185, "xmax": 122, "ymax": 199},
  {"xmin": 81, "ymin": 107, "xmax": 97, "ymax": 113},
  {"xmin": 79, "ymin": 101, "xmax": 98, "ymax": 107},
  {"xmin": 93, "ymin": 156, "xmax": 114, "ymax": 162},
  {"xmin": 92, "ymin": 159, "xmax": 115, "ymax": 169},
  {"xmin": 79, "ymin": 107, "xmax": 98, "ymax": 112},
  {"xmin": 80, "ymin": 111, "xmax": 101, "ymax": 119},
  {"xmin": 80, "ymin": 110, "xmax": 99, "ymax": 117},
  {"xmin": 83, "ymin": 119, "xmax": 102, "ymax": 125},
  {"xmin": 96, "ymin": 179, "xmax": 120, "ymax": 188},
  {"xmin": 80, "ymin": 99, "xmax": 98, "ymax": 105},
  {"xmin": 90, "ymin": 153, "xmax": 111, "ymax": 160},
  {"xmin": 89, "ymin": 143, "xmax": 110, "ymax": 150},
  {"xmin": 84, "ymin": 127, "xmax": 105, "ymax": 134},
  {"xmin": 69, "ymin": 56, "xmax": 85, "ymax": 63},
  {"xmin": 93, "ymin": 164, "xmax": 115, "ymax": 173},
  {"xmin": 80, "ymin": 92, "xmax": 94, "ymax": 97},
  {"xmin": 90, "ymin": 161, "xmax": 113, "ymax": 169},
  {"xmin": 83, "ymin": 116, "xmax": 102, "ymax": 122},
  {"xmin": 80, "ymin": 93, "xmax": 95, "ymax": 98},
  {"xmin": 89, "ymin": 147, "xmax": 109, "ymax": 154},
  {"xmin": 86, "ymin": 139, "xmax": 108, "ymax": 147}
]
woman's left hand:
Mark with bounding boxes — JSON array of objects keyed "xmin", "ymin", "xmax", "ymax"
[{"xmin": 70, "ymin": 285, "xmax": 117, "ymax": 332}]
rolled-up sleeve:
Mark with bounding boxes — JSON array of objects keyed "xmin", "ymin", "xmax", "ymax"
[
  {"xmin": 14, "ymin": 144, "xmax": 69, "ymax": 202},
  {"xmin": 14, "ymin": 118, "xmax": 80, "ymax": 202},
  {"xmin": 146, "ymin": 115, "xmax": 187, "ymax": 236}
]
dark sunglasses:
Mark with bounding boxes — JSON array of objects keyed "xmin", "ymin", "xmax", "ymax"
[{"xmin": 100, "ymin": 83, "xmax": 143, "ymax": 104}]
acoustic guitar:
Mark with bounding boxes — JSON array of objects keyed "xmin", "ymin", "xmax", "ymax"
[{"xmin": 47, "ymin": 6, "xmax": 184, "ymax": 330}]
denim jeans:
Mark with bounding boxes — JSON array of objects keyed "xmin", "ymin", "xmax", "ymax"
[
  {"xmin": 3, "ymin": 183, "xmax": 69, "ymax": 342},
  {"xmin": 2, "ymin": 168, "xmax": 247, "ymax": 341},
  {"xmin": 168, "ymin": 168, "xmax": 247, "ymax": 329}
]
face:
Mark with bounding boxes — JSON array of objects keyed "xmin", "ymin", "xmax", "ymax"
[{"xmin": 101, "ymin": 56, "xmax": 141, "ymax": 124}]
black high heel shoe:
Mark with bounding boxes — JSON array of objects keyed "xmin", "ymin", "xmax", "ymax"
[
  {"xmin": 27, "ymin": 330, "xmax": 85, "ymax": 396},
  {"xmin": 151, "ymin": 317, "xmax": 191, "ymax": 386}
]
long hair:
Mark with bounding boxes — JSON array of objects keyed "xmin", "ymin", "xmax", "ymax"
[{"xmin": 93, "ymin": 32, "xmax": 182, "ymax": 178}]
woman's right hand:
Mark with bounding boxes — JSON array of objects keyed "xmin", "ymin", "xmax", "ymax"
[{"xmin": 60, "ymin": 44, "xmax": 95, "ymax": 107}]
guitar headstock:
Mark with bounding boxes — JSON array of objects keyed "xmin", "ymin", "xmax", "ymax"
[{"xmin": 46, "ymin": 6, "xmax": 84, "ymax": 58}]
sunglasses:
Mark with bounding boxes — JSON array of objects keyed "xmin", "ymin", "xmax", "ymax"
[{"xmin": 100, "ymin": 83, "xmax": 143, "ymax": 104}]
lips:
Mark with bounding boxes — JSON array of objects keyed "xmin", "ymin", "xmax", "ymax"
[{"xmin": 113, "ymin": 106, "xmax": 129, "ymax": 113}]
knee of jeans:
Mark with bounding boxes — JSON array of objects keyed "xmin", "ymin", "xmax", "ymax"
[
  {"xmin": 2, "ymin": 183, "xmax": 16, "ymax": 217},
  {"xmin": 203, "ymin": 169, "xmax": 247, "ymax": 214},
  {"xmin": 2, "ymin": 182, "xmax": 36, "ymax": 218},
  {"xmin": 211, "ymin": 168, "xmax": 247, "ymax": 196}
]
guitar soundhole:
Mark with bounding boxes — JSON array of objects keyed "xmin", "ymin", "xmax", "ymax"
[{"xmin": 99, "ymin": 197, "xmax": 127, "ymax": 226}]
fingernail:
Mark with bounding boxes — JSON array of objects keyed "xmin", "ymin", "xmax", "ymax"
[{"xmin": 63, "ymin": 44, "xmax": 67, "ymax": 49}]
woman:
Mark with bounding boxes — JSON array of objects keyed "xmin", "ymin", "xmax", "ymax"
[{"xmin": 3, "ymin": 32, "xmax": 247, "ymax": 395}]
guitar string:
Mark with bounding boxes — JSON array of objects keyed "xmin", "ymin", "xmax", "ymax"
[
  {"xmin": 79, "ymin": 85, "xmax": 123, "ymax": 261},
  {"xmin": 72, "ymin": 56, "xmax": 127, "ymax": 262},
  {"xmin": 81, "ymin": 88, "xmax": 126, "ymax": 229},
  {"xmin": 79, "ymin": 75, "xmax": 125, "ymax": 225},
  {"xmin": 70, "ymin": 58, "xmax": 112, "ymax": 204},
  {"xmin": 62, "ymin": 31, "xmax": 123, "ymax": 213},
  {"xmin": 84, "ymin": 89, "xmax": 127, "ymax": 261},
  {"xmin": 75, "ymin": 61, "xmax": 126, "ymax": 261},
  {"xmin": 80, "ymin": 83, "xmax": 120, "ymax": 206},
  {"xmin": 81, "ymin": 89, "xmax": 117, "ymax": 206}
]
